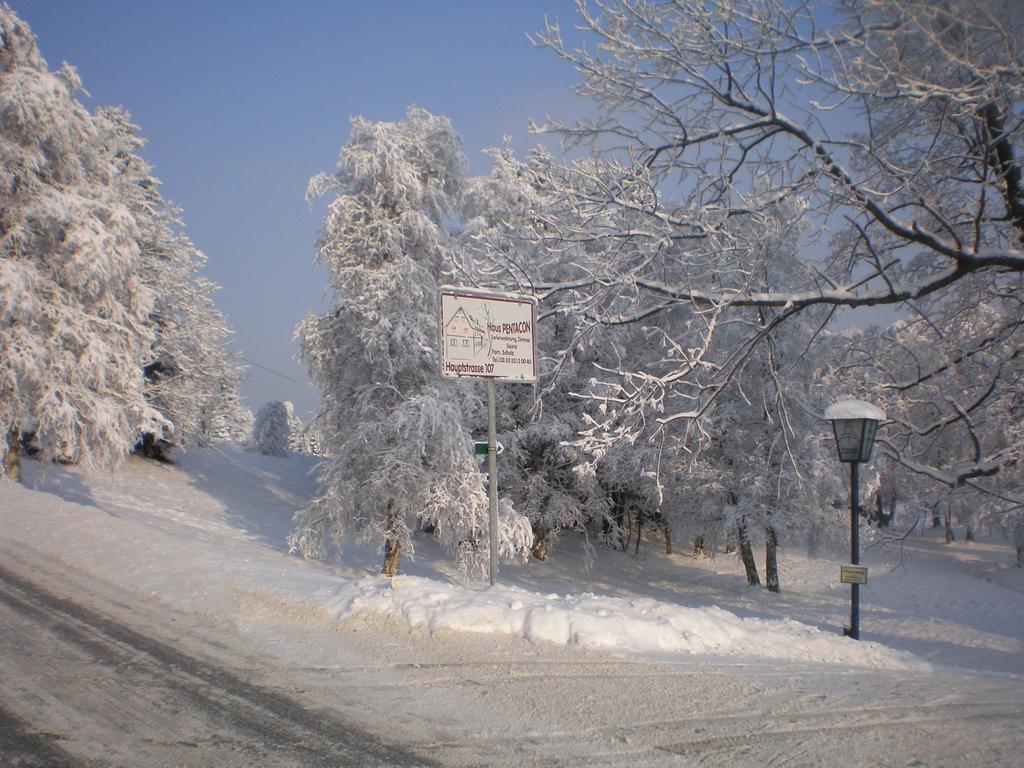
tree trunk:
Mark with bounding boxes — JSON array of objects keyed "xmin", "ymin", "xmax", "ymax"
[
  {"xmin": 965, "ymin": 525, "xmax": 975, "ymax": 542},
  {"xmin": 618, "ymin": 505, "xmax": 629, "ymax": 551},
  {"xmin": 979, "ymin": 101, "xmax": 1024, "ymax": 244},
  {"xmin": 737, "ymin": 520, "xmax": 760, "ymax": 586},
  {"xmin": 634, "ymin": 509, "xmax": 643, "ymax": 556},
  {"xmin": 723, "ymin": 534, "xmax": 737, "ymax": 555},
  {"xmin": 693, "ymin": 535, "xmax": 708, "ymax": 558},
  {"xmin": 381, "ymin": 503, "xmax": 402, "ymax": 577},
  {"xmin": 944, "ymin": 510, "xmax": 955, "ymax": 544},
  {"xmin": 135, "ymin": 432, "xmax": 174, "ymax": 463},
  {"xmin": 532, "ymin": 525, "xmax": 550, "ymax": 561},
  {"xmin": 3, "ymin": 428, "xmax": 21, "ymax": 483},
  {"xmin": 931, "ymin": 504, "xmax": 942, "ymax": 528},
  {"xmin": 765, "ymin": 525, "xmax": 780, "ymax": 593},
  {"xmin": 661, "ymin": 517, "xmax": 673, "ymax": 555},
  {"xmin": 1017, "ymin": 546, "xmax": 1023, "ymax": 569},
  {"xmin": 607, "ymin": 490, "xmax": 628, "ymax": 551}
]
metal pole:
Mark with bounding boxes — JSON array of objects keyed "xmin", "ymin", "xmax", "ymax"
[
  {"xmin": 849, "ymin": 461, "xmax": 860, "ymax": 640},
  {"xmin": 486, "ymin": 379, "xmax": 498, "ymax": 587}
]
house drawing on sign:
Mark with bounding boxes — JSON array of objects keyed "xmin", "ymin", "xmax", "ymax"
[{"xmin": 446, "ymin": 306, "xmax": 487, "ymax": 360}]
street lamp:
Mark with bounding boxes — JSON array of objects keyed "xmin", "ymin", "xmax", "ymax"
[{"xmin": 825, "ymin": 399, "xmax": 886, "ymax": 641}]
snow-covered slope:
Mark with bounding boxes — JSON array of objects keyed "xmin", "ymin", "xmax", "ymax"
[{"xmin": 2, "ymin": 444, "xmax": 1022, "ymax": 676}]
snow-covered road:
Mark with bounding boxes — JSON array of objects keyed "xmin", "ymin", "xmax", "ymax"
[
  {"xmin": 2, "ymin": 541, "xmax": 1021, "ymax": 767},
  {"xmin": 0, "ymin": 555, "xmax": 430, "ymax": 767},
  {"xmin": 2, "ymin": 447, "xmax": 1023, "ymax": 766}
]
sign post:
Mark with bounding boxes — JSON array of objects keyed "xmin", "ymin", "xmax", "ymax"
[
  {"xmin": 439, "ymin": 287, "xmax": 538, "ymax": 586},
  {"xmin": 486, "ymin": 379, "xmax": 499, "ymax": 585}
]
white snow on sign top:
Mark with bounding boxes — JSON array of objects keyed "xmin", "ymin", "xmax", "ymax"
[{"xmin": 824, "ymin": 399, "xmax": 886, "ymax": 420}]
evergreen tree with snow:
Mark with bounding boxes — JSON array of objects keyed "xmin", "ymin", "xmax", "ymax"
[
  {"xmin": 289, "ymin": 107, "xmax": 532, "ymax": 577},
  {"xmin": 198, "ymin": 381, "xmax": 253, "ymax": 444},
  {"xmin": 250, "ymin": 400, "xmax": 296, "ymax": 457},
  {"xmin": 0, "ymin": 9, "xmax": 165, "ymax": 479},
  {"xmin": 93, "ymin": 107, "xmax": 248, "ymax": 457},
  {"xmin": 290, "ymin": 417, "xmax": 325, "ymax": 456}
]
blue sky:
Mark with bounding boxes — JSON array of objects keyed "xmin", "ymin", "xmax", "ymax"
[{"xmin": 12, "ymin": 0, "xmax": 586, "ymax": 418}]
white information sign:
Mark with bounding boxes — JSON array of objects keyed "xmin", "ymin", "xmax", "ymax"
[{"xmin": 439, "ymin": 287, "xmax": 538, "ymax": 383}]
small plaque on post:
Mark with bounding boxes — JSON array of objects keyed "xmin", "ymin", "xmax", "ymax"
[{"xmin": 840, "ymin": 565, "xmax": 868, "ymax": 585}]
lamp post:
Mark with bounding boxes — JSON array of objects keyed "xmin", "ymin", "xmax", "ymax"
[{"xmin": 825, "ymin": 399, "xmax": 885, "ymax": 641}]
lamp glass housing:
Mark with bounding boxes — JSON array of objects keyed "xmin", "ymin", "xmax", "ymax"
[{"xmin": 830, "ymin": 418, "xmax": 878, "ymax": 463}]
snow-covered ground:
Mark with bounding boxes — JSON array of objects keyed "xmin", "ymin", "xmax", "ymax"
[{"xmin": 2, "ymin": 444, "xmax": 1023, "ymax": 766}]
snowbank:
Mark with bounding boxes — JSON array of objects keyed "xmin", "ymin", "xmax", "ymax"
[
  {"xmin": 324, "ymin": 575, "xmax": 927, "ymax": 671},
  {"xmin": 11, "ymin": 445, "xmax": 1019, "ymax": 675}
]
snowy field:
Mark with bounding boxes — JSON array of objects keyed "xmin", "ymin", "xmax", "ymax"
[{"xmin": 2, "ymin": 444, "xmax": 1023, "ymax": 766}]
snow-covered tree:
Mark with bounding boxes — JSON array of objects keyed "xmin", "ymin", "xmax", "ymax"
[
  {"xmin": 1, "ymin": 8, "xmax": 165, "ymax": 479},
  {"xmin": 250, "ymin": 400, "xmax": 297, "ymax": 457},
  {"xmin": 198, "ymin": 382, "xmax": 253, "ymax": 444},
  {"xmin": 526, "ymin": 0, "xmax": 1024, "ymax": 515},
  {"xmin": 822, "ymin": 295, "xmax": 1023, "ymax": 543},
  {"xmin": 459, "ymin": 148, "xmax": 613, "ymax": 561},
  {"xmin": 290, "ymin": 415, "xmax": 325, "ymax": 455},
  {"xmin": 289, "ymin": 107, "xmax": 532, "ymax": 577},
  {"xmin": 93, "ymin": 107, "xmax": 248, "ymax": 457}
]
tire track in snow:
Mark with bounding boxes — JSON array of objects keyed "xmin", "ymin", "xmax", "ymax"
[
  {"xmin": 657, "ymin": 702, "xmax": 1023, "ymax": 764},
  {"xmin": 0, "ymin": 701, "xmax": 93, "ymax": 768},
  {"xmin": 0, "ymin": 562, "xmax": 434, "ymax": 768}
]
